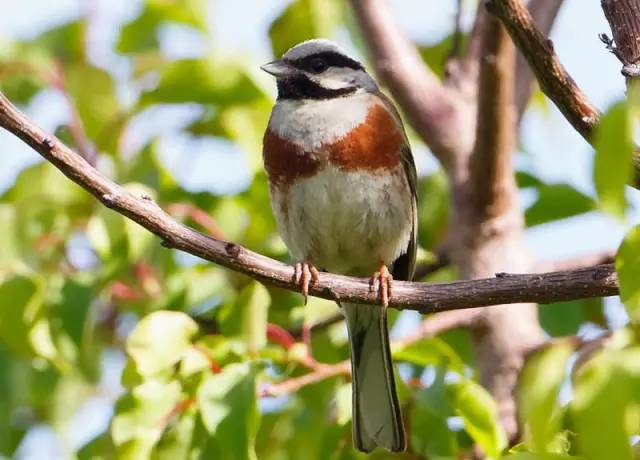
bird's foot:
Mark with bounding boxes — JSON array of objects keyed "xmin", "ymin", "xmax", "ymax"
[
  {"xmin": 293, "ymin": 261, "xmax": 319, "ymax": 305},
  {"xmin": 369, "ymin": 264, "xmax": 393, "ymax": 307}
]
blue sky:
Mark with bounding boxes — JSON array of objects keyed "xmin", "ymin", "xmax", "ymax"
[{"xmin": 0, "ymin": 0, "xmax": 636, "ymax": 458}]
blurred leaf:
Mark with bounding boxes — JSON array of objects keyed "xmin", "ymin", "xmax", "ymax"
[
  {"xmin": 64, "ymin": 63, "xmax": 121, "ymax": 153},
  {"xmin": 616, "ymin": 225, "xmax": 640, "ymax": 318},
  {"xmin": 572, "ymin": 348, "xmax": 640, "ymax": 460},
  {"xmin": 519, "ymin": 343, "xmax": 572, "ymax": 452},
  {"xmin": 417, "ymin": 171, "xmax": 450, "ymax": 250},
  {"xmin": 117, "ymin": 0, "xmax": 207, "ymax": 54},
  {"xmin": 30, "ymin": 21, "xmax": 86, "ymax": 63},
  {"xmin": 411, "ymin": 368, "xmax": 458, "ymax": 457},
  {"xmin": 525, "ymin": 184, "xmax": 595, "ymax": 227},
  {"xmin": 219, "ymin": 281, "xmax": 270, "ymax": 353},
  {"xmin": 594, "ymin": 101, "xmax": 634, "ymax": 219},
  {"xmin": 152, "ymin": 406, "xmax": 197, "ymax": 460},
  {"xmin": 126, "ymin": 311, "xmax": 198, "ymax": 376},
  {"xmin": 0, "ymin": 205, "xmax": 18, "ymax": 272},
  {"xmin": 502, "ymin": 454, "xmax": 584, "ymax": 460},
  {"xmin": 197, "ymin": 362, "xmax": 261, "ymax": 460},
  {"xmin": 418, "ymin": 33, "xmax": 468, "ymax": 79},
  {"xmin": 393, "ymin": 337, "xmax": 465, "ymax": 373},
  {"xmin": 111, "ymin": 379, "xmax": 182, "ymax": 454},
  {"xmin": 141, "ymin": 57, "xmax": 266, "ymax": 107},
  {"xmin": 0, "ymin": 276, "xmax": 44, "ymax": 356},
  {"xmin": 538, "ymin": 298, "xmax": 604, "ymax": 337},
  {"xmin": 268, "ymin": 0, "xmax": 342, "ymax": 58},
  {"xmin": 447, "ymin": 379, "xmax": 507, "ymax": 459}
]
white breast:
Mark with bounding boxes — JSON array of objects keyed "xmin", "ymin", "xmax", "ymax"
[
  {"xmin": 271, "ymin": 165, "xmax": 413, "ymax": 275},
  {"xmin": 268, "ymin": 92, "xmax": 371, "ymax": 152}
]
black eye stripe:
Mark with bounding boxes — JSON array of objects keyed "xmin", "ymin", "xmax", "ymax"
[{"xmin": 287, "ymin": 51, "xmax": 364, "ymax": 71}]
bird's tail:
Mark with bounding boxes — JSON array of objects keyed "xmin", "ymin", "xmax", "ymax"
[{"xmin": 342, "ymin": 302, "xmax": 406, "ymax": 453}]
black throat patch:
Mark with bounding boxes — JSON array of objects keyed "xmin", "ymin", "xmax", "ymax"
[{"xmin": 277, "ymin": 74, "xmax": 357, "ymax": 100}]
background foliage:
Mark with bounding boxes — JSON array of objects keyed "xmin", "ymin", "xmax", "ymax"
[{"xmin": 0, "ymin": 0, "xmax": 640, "ymax": 459}]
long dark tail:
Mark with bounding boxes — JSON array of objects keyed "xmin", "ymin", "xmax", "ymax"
[{"xmin": 342, "ymin": 302, "xmax": 406, "ymax": 453}]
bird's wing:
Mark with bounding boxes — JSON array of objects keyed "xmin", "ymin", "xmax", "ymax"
[{"xmin": 375, "ymin": 92, "xmax": 418, "ymax": 282}]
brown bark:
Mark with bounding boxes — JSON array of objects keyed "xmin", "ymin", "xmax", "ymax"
[{"xmin": 601, "ymin": 0, "xmax": 640, "ymax": 79}]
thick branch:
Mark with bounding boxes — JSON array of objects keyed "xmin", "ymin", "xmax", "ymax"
[
  {"xmin": 515, "ymin": 0, "xmax": 566, "ymax": 119},
  {"xmin": 469, "ymin": 16, "xmax": 517, "ymax": 220},
  {"xmin": 488, "ymin": 0, "xmax": 599, "ymax": 142},
  {"xmin": 601, "ymin": 0, "xmax": 640, "ymax": 79},
  {"xmin": 348, "ymin": 0, "xmax": 470, "ymax": 168},
  {"xmin": 0, "ymin": 91, "xmax": 621, "ymax": 313}
]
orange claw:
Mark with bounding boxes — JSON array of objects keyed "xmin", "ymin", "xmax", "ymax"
[
  {"xmin": 294, "ymin": 262, "xmax": 319, "ymax": 304},
  {"xmin": 369, "ymin": 264, "xmax": 393, "ymax": 307}
]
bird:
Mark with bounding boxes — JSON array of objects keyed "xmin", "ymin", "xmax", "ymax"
[{"xmin": 261, "ymin": 39, "xmax": 417, "ymax": 453}]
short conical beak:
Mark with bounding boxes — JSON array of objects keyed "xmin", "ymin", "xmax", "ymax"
[{"xmin": 260, "ymin": 59, "xmax": 293, "ymax": 77}]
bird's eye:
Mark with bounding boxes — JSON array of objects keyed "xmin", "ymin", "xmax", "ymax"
[{"xmin": 308, "ymin": 58, "xmax": 328, "ymax": 73}]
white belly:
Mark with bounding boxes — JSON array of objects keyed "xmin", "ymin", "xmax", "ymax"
[{"xmin": 271, "ymin": 166, "xmax": 413, "ymax": 275}]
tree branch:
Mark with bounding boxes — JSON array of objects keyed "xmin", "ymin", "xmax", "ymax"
[
  {"xmin": 515, "ymin": 0, "xmax": 566, "ymax": 119},
  {"xmin": 488, "ymin": 0, "xmax": 599, "ymax": 142},
  {"xmin": 0, "ymin": 91, "xmax": 621, "ymax": 314},
  {"xmin": 348, "ymin": 0, "xmax": 471, "ymax": 169},
  {"xmin": 601, "ymin": 0, "xmax": 640, "ymax": 81},
  {"xmin": 469, "ymin": 15, "xmax": 517, "ymax": 220}
]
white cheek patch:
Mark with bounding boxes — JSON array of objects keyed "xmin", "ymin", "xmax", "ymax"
[{"xmin": 268, "ymin": 93, "xmax": 372, "ymax": 152}]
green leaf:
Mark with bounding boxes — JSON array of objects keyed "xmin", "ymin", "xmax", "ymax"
[
  {"xmin": 151, "ymin": 406, "xmax": 197, "ymax": 460},
  {"xmin": 518, "ymin": 343, "xmax": 572, "ymax": 452},
  {"xmin": 219, "ymin": 281, "xmax": 270, "ymax": 353},
  {"xmin": 447, "ymin": 379, "xmax": 507, "ymax": 459},
  {"xmin": 418, "ymin": 34, "xmax": 468, "ymax": 79},
  {"xmin": 538, "ymin": 298, "xmax": 604, "ymax": 337},
  {"xmin": 140, "ymin": 57, "xmax": 266, "ymax": 107},
  {"xmin": 117, "ymin": 0, "xmax": 208, "ymax": 54},
  {"xmin": 417, "ymin": 171, "xmax": 450, "ymax": 250},
  {"xmin": 268, "ymin": 0, "xmax": 342, "ymax": 58},
  {"xmin": 0, "ymin": 276, "xmax": 44, "ymax": 356},
  {"xmin": 616, "ymin": 225, "xmax": 640, "ymax": 317},
  {"xmin": 411, "ymin": 368, "xmax": 458, "ymax": 457},
  {"xmin": 525, "ymin": 184, "xmax": 596, "ymax": 227},
  {"xmin": 594, "ymin": 101, "xmax": 634, "ymax": 219},
  {"xmin": 572, "ymin": 348, "xmax": 640, "ymax": 460},
  {"xmin": 197, "ymin": 362, "xmax": 261, "ymax": 460},
  {"xmin": 502, "ymin": 454, "xmax": 585, "ymax": 460},
  {"xmin": 111, "ymin": 379, "xmax": 182, "ymax": 452},
  {"xmin": 393, "ymin": 336, "xmax": 465, "ymax": 373},
  {"xmin": 126, "ymin": 311, "xmax": 198, "ymax": 376},
  {"xmin": 64, "ymin": 63, "xmax": 121, "ymax": 153}
]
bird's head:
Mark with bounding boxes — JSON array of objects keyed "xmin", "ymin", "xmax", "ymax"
[{"xmin": 261, "ymin": 39, "xmax": 378, "ymax": 100}]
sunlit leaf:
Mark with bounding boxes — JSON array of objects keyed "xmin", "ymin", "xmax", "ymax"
[
  {"xmin": 197, "ymin": 362, "xmax": 261, "ymax": 460},
  {"xmin": 268, "ymin": 0, "xmax": 342, "ymax": 58},
  {"xmin": 616, "ymin": 225, "xmax": 640, "ymax": 318},
  {"xmin": 572, "ymin": 348, "xmax": 640, "ymax": 460},
  {"xmin": 117, "ymin": 0, "xmax": 208, "ymax": 54},
  {"xmin": 126, "ymin": 311, "xmax": 198, "ymax": 376},
  {"xmin": 519, "ymin": 343, "xmax": 572, "ymax": 452},
  {"xmin": 525, "ymin": 184, "xmax": 595, "ymax": 227},
  {"xmin": 594, "ymin": 101, "xmax": 634, "ymax": 219},
  {"xmin": 447, "ymin": 379, "xmax": 507, "ymax": 459},
  {"xmin": 219, "ymin": 281, "xmax": 270, "ymax": 353}
]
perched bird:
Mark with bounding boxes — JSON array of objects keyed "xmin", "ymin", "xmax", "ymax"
[{"xmin": 261, "ymin": 39, "xmax": 417, "ymax": 453}]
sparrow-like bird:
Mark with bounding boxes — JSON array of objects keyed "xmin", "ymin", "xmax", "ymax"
[{"xmin": 261, "ymin": 39, "xmax": 417, "ymax": 453}]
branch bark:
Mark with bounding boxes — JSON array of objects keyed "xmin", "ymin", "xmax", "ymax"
[
  {"xmin": 515, "ymin": 0, "xmax": 566, "ymax": 119},
  {"xmin": 0, "ymin": 91, "xmax": 621, "ymax": 314},
  {"xmin": 601, "ymin": 0, "xmax": 640, "ymax": 80},
  {"xmin": 488, "ymin": 0, "xmax": 599, "ymax": 142},
  {"xmin": 469, "ymin": 15, "xmax": 517, "ymax": 220}
]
